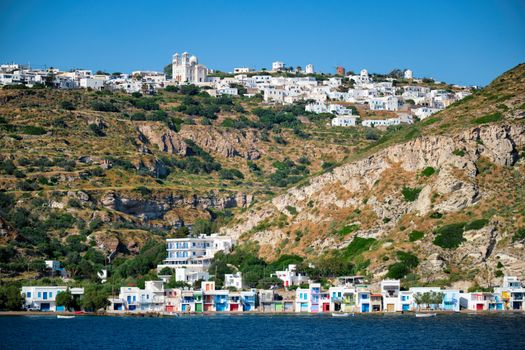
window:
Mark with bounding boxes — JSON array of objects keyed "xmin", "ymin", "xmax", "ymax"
[
  {"xmin": 26, "ymin": 292, "xmax": 31, "ymax": 298},
  {"xmin": 38, "ymin": 292, "xmax": 41, "ymax": 298},
  {"xmin": 49, "ymin": 292, "xmax": 52, "ymax": 298}
]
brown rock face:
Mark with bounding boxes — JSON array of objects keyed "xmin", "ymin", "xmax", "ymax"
[{"xmin": 136, "ymin": 123, "xmax": 263, "ymax": 159}]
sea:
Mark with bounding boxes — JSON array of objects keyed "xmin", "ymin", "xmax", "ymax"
[{"xmin": 1, "ymin": 313, "xmax": 525, "ymax": 349}]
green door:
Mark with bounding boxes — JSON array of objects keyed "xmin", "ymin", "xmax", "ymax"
[{"xmin": 195, "ymin": 303, "xmax": 203, "ymax": 312}]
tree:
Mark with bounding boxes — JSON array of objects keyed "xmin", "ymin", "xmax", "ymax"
[
  {"xmin": 159, "ymin": 267, "xmax": 173, "ymax": 275},
  {"xmin": 163, "ymin": 63, "xmax": 172, "ymax": 79},
  {"xmin": 56, "ymin": 289, "xmax": 75, "ymax": 311},
  {"xmin": 0, "ymin": 285, "xmax": 24, "ymax": 311},
  {"xmin": 166, "ymin": 275, "xmax": 190, "ymax": 289},
  {"xmin": 81, "ymin": 285, "xmax": 109, "ymax": 312},
  {"xmin": 413, "ymin": 291, "xmax": 444, "ymax": 310},
  {"xmin": 192, "ymin": 219, "xmax": 214, "ymax": 235}
]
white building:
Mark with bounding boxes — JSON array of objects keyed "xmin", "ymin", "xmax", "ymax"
[
  {"xmin": 413, "ymin": 107, "xmax": 441, "ymax": 120},
  {"xmin": 157, "ymin": 234, "xmax": 235, "ymax": 281},
  {"xmin": 233, "ymin": 67, "xmax": 254, "ymax": 74},
  {"xmin": 272, "ymin": 61, "xmax": 285, "ymax": 71},
  {"xmin": 381, "ymin": 280, "xmax": 401, "ymax": 312},
  {"xmin": 172, "ymin": 52, "xmax": 208, "ymax": 84},
  {"xmin": 305, "ymin": 64, "xmax": 314, "ymax": 74},
  {"xmin": 21, "ymin": 286, "xmax": 84, "ymax": 312},
  {"xmin": 216, "ymin": 87, "xmax": 238, "ymax": 96},
  {"xmin": 404, "ymin": 69, "xmax": 413, "ymax": 79},
  {"xmin": 494, "ymin": 276, "xmax": 525, "ymax": 310},
  {"xmin": 295, "ymin": 283, "xmax": 321, "ymax": 312},
  {"xmin": 174, "ymin": 267, "xmax": 209, "ymax": 284},
  {"xmin": 224, "ymin": 272, "xmax": 243, "ymax": 290},
  {"xmin": 79, "ymin": 76, "xmax": 107, "ymax": 90},
  {"xmin": 362, "ymin": 118, "xmax": 401, "ymax": 128},
  {"xmin": 274, "ymin": 264, "xmax": 309, "ymax": 287},
  {"xmin": 369, "ymin": 96, "xmax": 399, "ymax": 111},
  {"xmin": 331, "ymin": 116, "xmax": 358, "ymax": 127},
  {"xmin": 115, "ymin": 281, "xmax": 165, "ymax": 312}
]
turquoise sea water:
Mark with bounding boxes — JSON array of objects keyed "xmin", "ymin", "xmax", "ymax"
[{"xmin": 1, "ymin": 313, "xmax": 525, "ymax": 349}]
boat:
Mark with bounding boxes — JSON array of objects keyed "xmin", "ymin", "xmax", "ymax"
[
  {"xmin": 415, "ymin": 313, "xmax": 436, "ymax": 318},
  {"xmin": 57, "ymin": 315, "xmax": 75, "ymax": 319},
  {"xmin": 331, "ymin": 312, "xmax": 353, "ymax": 317}
]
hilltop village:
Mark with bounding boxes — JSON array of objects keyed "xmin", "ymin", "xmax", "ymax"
[{"xmin": 0, "ymin": 51, "xmax": 472, "ymax": 128}]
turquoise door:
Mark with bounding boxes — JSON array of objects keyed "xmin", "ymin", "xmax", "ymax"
[
  {"xmin": 362, "ymin": 304, "xmax": 370, "ymax": 312},
  {"xmin": 402, "ymin": 304, "xmax": 410, "ymax": 311}
]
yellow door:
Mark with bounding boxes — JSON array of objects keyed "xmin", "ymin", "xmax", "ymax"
[{"xmin": 387, "ymin": 304, "xmax": 395, "ymax": 312}]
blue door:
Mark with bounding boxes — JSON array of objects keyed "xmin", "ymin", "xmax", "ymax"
[
  {"xmin": 362, "ymin": 304, "xmax": 370, "ymax": 312},
  {"xmin": 402, "ymin": 304, "xmax": 410, "ymax": 311},
  {"xmin": 40, "ymin": 303, "xmax": 50, "ymax": 311},
  {"xmin": 43, "ymin": 292, "xmax": 47, "ymax": 300}
]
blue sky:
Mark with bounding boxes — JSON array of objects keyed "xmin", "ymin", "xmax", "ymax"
[{"xmin": 0, "ymin": 0, "xmax": 524, "ymax": 86}]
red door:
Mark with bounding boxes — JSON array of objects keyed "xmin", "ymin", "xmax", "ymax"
[
  {"xmin": 323, "ymin": 303, "xmax": 330, "ymax": 312},
  {"xmin": 476, "ymin": 304, "xmax": 484, "ymax": 311}
]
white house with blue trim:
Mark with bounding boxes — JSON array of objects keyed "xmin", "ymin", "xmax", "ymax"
[{"xmin": 21, "ymin": 286, "xmax": 84, "ymax": 312}]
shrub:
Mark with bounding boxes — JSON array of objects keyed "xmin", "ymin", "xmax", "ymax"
[
  {"xmin": 134, "ymin": 186, "xmax": 152, "ymax": 197},
  {"xmin": 285, "ymin": 206, "xmax": 298, "ymax": 215},
  {"xmin": 67, "ymin": 198, "xmax": 82, "ymax": 208},
  {"xmin": 0, "ymin": 159, "xmax": 17, "ymax": 175},
  {"xmin": 219, "ymin": 168, "xmax": 244, "ymax": 180},
  {"xmin": 495, "ymin": 270, "xmax": 504, "ymax": 277},
  {"xmin": 90, "ymin": 100, "xmax": 119, "ymax": 112},
  {"xmin": 386, "ymin": 262, "xmax": 411, "ymax": 279},
  {"xmin": 89, "ymin": 123, "xmax": 105, "ymax": 137},
  {"xmin": 409, "ymin": 230, "xmax": 425, "ymax": 242},
  {"xmin": 433, "ymin": 223, "xmax": 466, "ymax": 249},
  {"xmin": 20, "ymin": 125, "xmax": 46, "ymax": 135},
  {"xmin": 322, "ymin": 161, "xmax": 335, "ymax": 170},
  {"xmin": 452, "ymin": 149, "xmax": 465, "ymax": 156},
  {"xmin": 401, "ymin": 186, "xmax": 421, "ymax": 202},
  {"xmin": 131, "ymin": 97, "xmax": 160, "ymax": 111},
  {"xmin": 60, "ymin": 100, "xmax": 75, "ymax": 110},
  {"xmin": 386, "ymin": 251, "xmax": 419, "ymax": 279},
  {"xmin": 512, "ymin": 228, "xmax": 525, "ymax": 242},
  {"xmin": 429, "ymin": 212, "xmax": 443, "ymax": 219},
  {"xmin": 465, "ymin": 218, "xmax": 489, "ymax": 231},
  {"xmin": 365, "ymin": 130, "xmax": 380, "ymax": 140},
  {"xmin": 338, "ymin": 224, "xmax": 359, "ymax": 236},
  {"xmin": 473, "ymin": 112, "xmax": 502, "ymax": 125},
  {"xmin": 421, "ymin": 166, "xmax": 435, "ymax": 177},
  {"xmin": 343, "ymin": 237, "xmax": 376, "ymax": 260},
  {"xmin": 164, "ymin": 85, "xmax": 178, "ymax": 92}
]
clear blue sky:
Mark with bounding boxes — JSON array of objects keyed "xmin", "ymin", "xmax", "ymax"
[{"xmin": 1, "ymin": 0, "xmax": 524, "ymax": 86}]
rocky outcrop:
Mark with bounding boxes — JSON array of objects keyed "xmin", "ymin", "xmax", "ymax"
[
  {"xmin": 100, "ymin": 190, "xmax": 253, "ymax": 226},
  {"xmin": 136, "ymin": 123, "xmax": 263, "ymax": 159},
  {"xmin": 222, "ymin": 123, "xmax": 525, "ymax": 282}
]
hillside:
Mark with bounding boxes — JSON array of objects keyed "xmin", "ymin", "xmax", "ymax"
[
  {"xmin": 0, "ymin": 84, "xmax": 385, "ymax": 282},
  {"xmin": 0, "ymin": 64, "xmax": 524, "ymax": 290},
  {"xmin": 222, "ymin": 63, "xmax": 525, "ymax": 289}
]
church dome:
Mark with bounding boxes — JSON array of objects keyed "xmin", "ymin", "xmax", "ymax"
[{"xmin": 189, "ymin": 55, "xmax": 198, "ymax": 64}]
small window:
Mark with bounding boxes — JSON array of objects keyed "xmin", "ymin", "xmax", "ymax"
[{"xmin": 27, "ymin": 292, "xmax": 32, "ymax": 298}]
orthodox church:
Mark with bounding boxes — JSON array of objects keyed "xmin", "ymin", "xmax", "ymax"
[{"xmin": 171, "ymin": 52, "xmax": 208, "ymax": 83}]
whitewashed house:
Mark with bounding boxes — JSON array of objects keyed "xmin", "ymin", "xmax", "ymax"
[
  {"xmin": 274, "ymin": 264, "xmax": 309, "ymax": 287},
  {"xmin": 157, "ymin": 234, "xmax": 235, "ymax": 281},
  {"xmin": 381, "ymin": 280, "xmax": 401, "ymax": 312},
  {"xmin": 224, "ymin": 272, "xmax": 243, "ymax": 290},
  {"xmin": 331, "ymin": 116, "xmax": 358, "ymax": 127},
  {"xmin": 21, "ymin": 286, "xmax": 84, "ymax": 312},
  {"xmin": 369, "ymin": 96, "xmax": 399, "ymax": 111}
]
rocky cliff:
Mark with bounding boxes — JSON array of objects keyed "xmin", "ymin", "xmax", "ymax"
[{"xmin": 222, "ymin": 122, "xmax": 525, "ymax": 286}]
